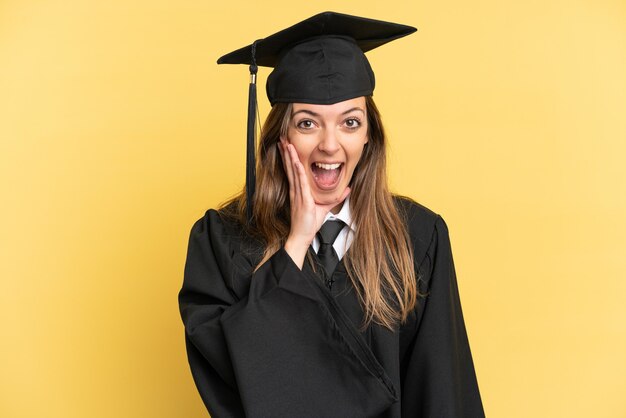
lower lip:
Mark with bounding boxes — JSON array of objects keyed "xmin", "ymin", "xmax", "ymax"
[{"xmin": 311, "ymin": 164, "xmax": 343, "ymax": 190}]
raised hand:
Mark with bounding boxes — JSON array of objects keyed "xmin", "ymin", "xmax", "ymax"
[{"xmin": 279, "ymin": 139, "xmax": 350, "ymax": 268}]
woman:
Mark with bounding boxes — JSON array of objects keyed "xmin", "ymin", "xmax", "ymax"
[{"xmin": 179, "ymin": 12, "xmax": 484, "ymax": 417}]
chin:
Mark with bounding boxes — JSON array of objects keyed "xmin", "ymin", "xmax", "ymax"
[{"xmin": 312, "ymin": 189, "xmax": 345, "ymax": 206}]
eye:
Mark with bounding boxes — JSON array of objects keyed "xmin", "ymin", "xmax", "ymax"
[
  {"xmin": 344, "ymin": 117, "xmax": 362, "ymax": 130},
  {"xmin": 296, "ymin": 119, "xmax": 315, "ymax": 130}
]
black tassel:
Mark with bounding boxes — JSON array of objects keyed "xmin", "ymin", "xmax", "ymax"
[{"xmin": 246, "ymin": 41, "xmax": 259, "ymax": 224}]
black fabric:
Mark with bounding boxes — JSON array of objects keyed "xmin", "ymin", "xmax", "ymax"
[
  {"xmin": 316, "ymin": 219, "xmax": 346, "ymax": 289},
  {"xmin": 217, "ymin": 11, "xmax": 416, "ymax": 105},
  {"xmin": 178, "ymin": 197, "xmax": 485, "ymax": 417},
  {"xmin": 245, "ymin": 79, "xmax": 256, "ymax": 223},
  {"xmin": 265, "ymin": 36, "xmax": 375, "ymax": 105}
]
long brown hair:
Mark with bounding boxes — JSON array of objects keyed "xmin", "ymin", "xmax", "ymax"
[{"xmin": 221, "ymin": 96, "xmax": 418, "ymax": 330}]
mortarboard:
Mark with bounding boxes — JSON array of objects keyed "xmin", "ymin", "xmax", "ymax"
[{"xmin": 217, "ymin": 11, "xmax": 417, "ymax": 223}]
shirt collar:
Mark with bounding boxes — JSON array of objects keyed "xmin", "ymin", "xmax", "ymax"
[{"xmin": 323, "ymin": 196, "xmax": 354, "ymax": 231}]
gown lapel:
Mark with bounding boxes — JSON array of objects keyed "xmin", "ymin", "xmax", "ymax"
[{"xmin": 305, "ymin": 249, "xmax": 370, "ymax": 341}]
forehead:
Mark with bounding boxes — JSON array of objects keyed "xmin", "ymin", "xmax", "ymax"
[{"xmin": 291, "ymin": 97, "xmax": 366, "ymax": 116}]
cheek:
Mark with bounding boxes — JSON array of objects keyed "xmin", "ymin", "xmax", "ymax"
[
  {"xmin": 288, "ymin": 141, "xmax": 314, "ymax": 163},
  {"xmin": 292, "ymin": 148, "xmax": 308, "ymax": 164},
  {"xmin": 349, "ymin": 142, "xmax": 367, "ymax": 165}
]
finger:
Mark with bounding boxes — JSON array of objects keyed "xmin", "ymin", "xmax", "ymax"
[
  {"xmin": 296, "ymin": 157, "xmax": 313, "ymax": 205},
  {"xmin": 288, "ymin": 144, "xmax": 303, "ymax": 203},
  {"xmin": 279, "ymin": 139, "xmax": 292, "ymax": 179},
  {"xmin": 280, "ymin": 141, "xmax": 295, "ymax": 199}
]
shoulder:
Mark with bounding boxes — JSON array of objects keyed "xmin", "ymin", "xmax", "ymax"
[
  {"xmin": 392, "ymin": 194, "xmax": 443, "ymax": 239},
  {"xmin": 185, "ymin": 205, "xmax": 263, "ymax": 298},
  {"xmin": 187, "ymin": 208, "xmax": 236, "ymax": 262},
  {"xmin": 392, "ymin": 195, "xmax": 449, "ymax": 266},
  {"xmin": 191, "ymin": 203, "xmax": 263, "ymax": 259},
  {"xmin": 186, "ymin": 202, "xmax": 254, "ymax": 270},
  {"xmin": 189, "ymin": 202, "xmax": 246, "ymax": 241}
]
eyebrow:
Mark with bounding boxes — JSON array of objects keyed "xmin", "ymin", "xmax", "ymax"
[{"xmin": 291, "ymin": 107, "xmax": 365, "ymax": 118}]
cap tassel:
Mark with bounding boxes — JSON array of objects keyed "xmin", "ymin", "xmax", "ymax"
[{"xmin": 246, "ymin": 41, "xmax": 259, "ymax": 224}]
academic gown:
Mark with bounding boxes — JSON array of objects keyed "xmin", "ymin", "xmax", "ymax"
[{"xmin": 178, "ymin": 197, "xmax": 485, "ymax": 417}]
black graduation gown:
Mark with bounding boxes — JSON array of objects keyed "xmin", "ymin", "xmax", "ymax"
[{"xmin": 178, "ymin": 197, "xmax": 484, "ymax": 417}]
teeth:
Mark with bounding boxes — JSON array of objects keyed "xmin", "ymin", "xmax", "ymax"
[{"xmin": 314, "ymin": 162, "xmax": 341, "ymax": 170}]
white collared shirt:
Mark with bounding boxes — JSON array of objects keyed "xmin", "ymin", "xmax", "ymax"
[{"xmin": 311, "ymin": 197, "xmax": 355, "ymax": 260}]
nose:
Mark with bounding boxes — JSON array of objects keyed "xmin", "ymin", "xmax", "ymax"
[{"xmin": 318, "ymin": 128, "xmax": 340, "ymax": 154}]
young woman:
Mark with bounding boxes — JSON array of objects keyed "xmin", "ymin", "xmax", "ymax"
[{"xmin": 179, "ymin": 12, "xmax": 484, "ymax": 418}]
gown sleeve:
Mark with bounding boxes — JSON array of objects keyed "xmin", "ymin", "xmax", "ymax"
[
  {"xmin": 401, "ymin": 215, "xmax": 485, "ymax": 418},
  {"xmin": 178, "ymin": 209, "xmax": 398, "ymax": 418}
]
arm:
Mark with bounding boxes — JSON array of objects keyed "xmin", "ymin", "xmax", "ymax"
[
  {"xmin": 179, "ymin": 210, "xmax": 397, "ymax": 418},
  {"xmin": 402, "ymin": 216, "xmax": 485, "ymax": 418},
  {"xmin": 178, "ymin": 213, "xmax": 245, "ymax": 417}
]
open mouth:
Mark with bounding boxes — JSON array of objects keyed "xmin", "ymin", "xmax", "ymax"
[{"xmin": 311, "ymin": 162, "xmax": 344, "ymax": 189}]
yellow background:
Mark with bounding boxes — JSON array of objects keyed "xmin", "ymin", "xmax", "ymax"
[{"xmin": 1, "ymin": 0, "xmax": 625, "ymax": 417}]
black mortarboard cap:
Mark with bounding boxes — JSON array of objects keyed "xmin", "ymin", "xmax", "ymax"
[{"xmin": 216, "ymin": 12, "xmax": 417, "ymax": 222}]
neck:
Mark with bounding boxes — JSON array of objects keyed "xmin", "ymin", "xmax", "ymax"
[{"xmin": 330, "ymin": 200, "xmax": 345, "ymax": 214}]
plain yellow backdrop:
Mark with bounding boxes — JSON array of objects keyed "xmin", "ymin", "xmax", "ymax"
[{"xmin": 1, "ymin": 0, "xmax": 625, "ymax": 417}]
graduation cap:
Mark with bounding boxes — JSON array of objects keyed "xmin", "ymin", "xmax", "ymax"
[{"xmin": 217, "ymin": 11, "xmax": 417, "ymax": 222}]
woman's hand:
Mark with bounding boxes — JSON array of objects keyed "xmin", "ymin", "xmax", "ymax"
[{"xmin": 279, "ymin": 139, "xmax": 350, "ymax": 269}]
